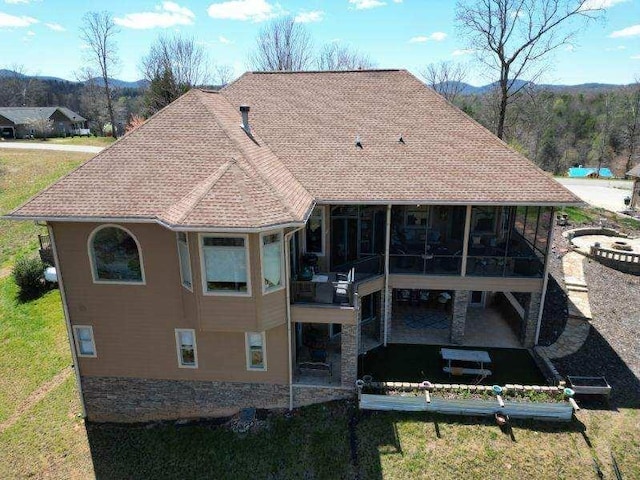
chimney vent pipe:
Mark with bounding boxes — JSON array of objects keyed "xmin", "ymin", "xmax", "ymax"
[{"xmin": 240, "ymin": 105, "xmax": 250, "ymax": 133}]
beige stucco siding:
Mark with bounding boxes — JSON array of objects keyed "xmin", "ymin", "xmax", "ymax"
[{"xmin": 51, "ymin": 222, "xmax": 288, "ymax": 384}]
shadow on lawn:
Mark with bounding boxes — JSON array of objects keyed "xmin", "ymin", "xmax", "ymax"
[
  {"xmin": 354, "ymin": 409, "xmax": 591, "ymax": 479},
  {"xmin": 553, "ymin": 328, "xmax": 640, "ymax": 410}
]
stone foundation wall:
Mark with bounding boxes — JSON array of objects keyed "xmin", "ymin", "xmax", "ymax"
[{"xmin": 82, "ymin": 376, "xmax": 354, "ymax": 423}]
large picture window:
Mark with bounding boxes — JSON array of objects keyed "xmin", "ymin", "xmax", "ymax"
[
  {"xmin": 89, "ymin": 225, "xmax": 144, "ymax": 283},
  {"xmin": 177, "ymin": 232, "xmax": 192, "ymax": 290},
  {"xmin": 305, "ymin": 206, "xmax": 324, "ymax": 255},
  {"xmin": 246, "ymin": 332, "xmax": 266, "ymax": 370},
  {"xmin": 261, "ymin": 231, "xmax": 283, "ymax": 293},
  {"xmin": 200, "ymin": 235, "xmax": 250, "ymax": 295}
]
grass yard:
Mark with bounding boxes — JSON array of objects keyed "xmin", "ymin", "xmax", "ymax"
[{"xmin": 0, "ymin": 149, "xmax": 91, "ymax": 268}]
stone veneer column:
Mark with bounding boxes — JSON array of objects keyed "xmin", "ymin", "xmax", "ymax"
[
  {"xmin": 341, "ymin": 324, "xmax": 358, "ymax": 388},
  {"xmin": 450, "ymin": 290, "xmax": 469, "ymax": 344},
  {"xmin": 384, "ymin": 285, "xmax": 393, "ymax": 344},
  {"xmin": 522, "ymin": 291, "xmax": 543, "ymax": 348}
]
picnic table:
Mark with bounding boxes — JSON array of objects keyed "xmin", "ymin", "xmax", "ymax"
[{"xmin": 440, "ymin": 348, "xmax": 492, "ymax": 377}]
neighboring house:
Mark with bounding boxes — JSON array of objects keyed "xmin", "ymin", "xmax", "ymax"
[
  {"xmin": 0, "ymin": 107, "xmax": 88, "ymax": 138},
  {"xmin": 6, "ymin": 70, "xmax": 580, "ymax": 423},
  {"xmin": 567, "ymin": 166, "xmax": 614, "ymax": 178},
  {"xmin": 627, "ymin": 164, "xmax": 640, "ymax": 210}
]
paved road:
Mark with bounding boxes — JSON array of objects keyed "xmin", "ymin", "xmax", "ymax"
[
  {"xmin": 0, "ymin": 142, "xmax": 103, "ymax": 154},
  {"xmin": 555, "ymin": 178, "xmax": 633, "ymax": 213}
]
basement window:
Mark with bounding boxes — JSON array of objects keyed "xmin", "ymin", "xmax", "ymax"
[
  {"xmin": 175, "ymin": 329, "xmax": 198, "ymax": 368},
  {"xmin": 73, "ymin": 325, "xmax": 96, "ymax": 358},
  {"xmin": 246, "ymin": 332, "xmax": 267, "ymax": 371}
]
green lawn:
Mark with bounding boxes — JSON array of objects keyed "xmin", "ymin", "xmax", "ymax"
[{"xmin": 0, "ymin": 149, "xmax": 91, "ymax": 267}]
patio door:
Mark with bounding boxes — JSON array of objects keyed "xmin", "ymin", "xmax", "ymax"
[{"xmin": 330, "ymin": 207, "xmax": 358, "ymax": 269}]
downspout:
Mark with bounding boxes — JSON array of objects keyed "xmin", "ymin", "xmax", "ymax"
[
  {"xmin": 534, "ymin": 208, "xmax": 555, "ymax": 345},
  {"xmin": 48, "ymin": 223, "xmax": 86, "ymax": 418},
  {"xmin": 460, "ymin": 205, "xmax": 472, "ymax": 277},
  {"xmin": 284, "ymin": 225, "xmax": 305, "ymax": 411},
  {"xmin": 383, "ymin": 204, "xmax": 391, "ymax": 346}
]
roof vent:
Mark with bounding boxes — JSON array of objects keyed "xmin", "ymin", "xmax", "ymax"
[
  {"xmin": 355, "ymin": 135, "xmax": 363, "ymax": 149},
  {"xmin": 240, "ymin": 105, "xmax": 250, "ymax": 133},
  {"xmin": 398, "ymin": 134, "xmax": 405, "ymax": 144}
]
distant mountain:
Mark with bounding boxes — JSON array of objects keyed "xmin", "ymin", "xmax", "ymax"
[
  {"xmin": 437, "ymin": 79, "xmax": 628, "ymax": 95},
  {"xmin": 0, "ymin": 69, "xmax": 146, "ymax": 90}
]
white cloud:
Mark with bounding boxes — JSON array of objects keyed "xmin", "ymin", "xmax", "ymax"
[
  {"xmin": 218, "ymin": 35, "xmax": 231, "ymax": 44},
  {"xmin": 392, "ymin": 0, "xmax": 403, "ymax": 3},
  {"xmin": 631, "ymin": 54, "xmax": 640, "ymax": 60},
  {"xmin": 294, "ymin": 10, "xmax": 324, "ymax": 23},
  {"xmin": 580, "ymin": 0, "xmax": 628, "ymax": 10},
  {"xmin": 565, "ymin": 44, "xmax": 575, "ymax": 51},
  {"xmin": 409, "ymin": 32, "xmax": 447, "ymax": 43},
  {"xmin": 26, "ymin": 29, "xmax": 34, "ymax": 35},
  {"xmin": 452, "ymin": 48, "xmax": 475, "ymax": 56},
  {"xmin": 4, "ymin": 0, "xmax": 32, "ymax": 4},
  {"xmin": 605, "ymin": 45, "xmax": 626, "ymax": 51},
  {"xmin": 114, "ymin": 2, "xmax": 195, "ymax": 29},
  {"xmin": 610, "ymin": 24, "xmax": 640, "ymax": 38},
  {"xmin": 0, "ymin": 11, "xmax": 38, "ymax": 27},
  {"xmin": 349, "ymin": 0, "xmax": 386, "ymax": 10},
  {"xmin": 45, "ymin": 22, "xmax": 65, "ymax": 32},
  {"xmin": 207, "ymin": 0, "xmax": 282, "ymax": 22}
]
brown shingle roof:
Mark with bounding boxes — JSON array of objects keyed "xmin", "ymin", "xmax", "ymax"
[
  {"xmin": 8, "ymin": 69, "xmax": 579, "ymax": 228},
  {"xmin": 221, "ymin": 69, "xmax": 578, "ymax": 204},
  {"xmin": 8, "ymin": 90, "xmax": 314, "ymax": 229}
]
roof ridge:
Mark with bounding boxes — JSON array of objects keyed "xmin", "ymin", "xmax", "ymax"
[
  {"xmin": 194, "ymin": 91, "xmax": 308, "ymax": 221},
  {"xmin": 247, "ymin": 69, "xmax": 404, "ymax": 75},
  {"xmin": 160, "ymin": 159, "xmax": 234, "ymax": 225}
]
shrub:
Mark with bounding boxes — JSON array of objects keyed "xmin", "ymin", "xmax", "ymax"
[{"xmin": 12, "ymin": 256, "xmax": 45, "ymax": 301}]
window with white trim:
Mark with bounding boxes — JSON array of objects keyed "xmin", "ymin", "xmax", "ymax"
[
  {"xmin": 89, "ymin": 225, "xmax": 144, "ymax": 283},
  {"xmin": 73, "ymin": 325, "xmax": 96, "ymax": 357},
  {"xmin": 261, "ymin": 231, "xmax": 283, "ymax": 293},
  {"xmin": 305, "ymin": 206, "xmax": 324, "ymax": 255},
  {"xmin": 176, "ymin": 232, "xmax": 192, "ymax": 290},
  {"xmin": 175, "ymin": 329, "xmax": 197, "ymax": 368},
  {"xmin": 200, "ymin": 235, "xmax": 249, "ymax": 295},
  {"xmin": 246, "ymin": 332, "xmax": 266, "ymax": 370}
]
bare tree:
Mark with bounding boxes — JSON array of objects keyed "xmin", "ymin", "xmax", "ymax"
[
  {"xmin": 141, "ymin": 35, "xmax": 210, "ymax": 89},
  {"xmin": 456, "ymin": 0, "xmax": 601, "ymax": 139},
  {"xmin": 249, "ymin": 17, "xmax": 314, "ymax": 71},
  {"xmin": 620, "ymin": 79, "xmax": 640, "ymax": 173},
  {"xmin": 420, "ymin": 61, "xmax": 468, "ymax": 103},
  {"xmin": 27, "ymin": 115, "xmax": 54, "ymax": 139},
  {"xmin": 80, "ymin": 11, "xmax": 120, "ymax": 138},
  {"xmin": 213, "ymin": 64, "xmax": 235, "ymax": 86},
  {"xmin": 316, "ymin": 43, "xmax": 375, "ymax": 71},
  {"xmin": 140, "ymin": 35, "xmax": 210, "ymax": 113}
]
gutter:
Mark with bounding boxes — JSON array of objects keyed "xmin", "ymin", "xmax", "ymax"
[
  {"xmin": 284, "ymin": 225, "xmax": 305, "ymax": 411},
  {"xmin": 47, "ymin": 223, "xmax": 87, "ymax": 418}
]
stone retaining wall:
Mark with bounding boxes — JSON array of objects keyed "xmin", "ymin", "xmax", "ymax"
[{"xmin": 82, "ymin": 376, "xmax": 353, "ymax": 423}]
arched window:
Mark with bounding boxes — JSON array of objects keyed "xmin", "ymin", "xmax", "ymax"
[{"xmin": 89, "ymin": 225, "xmax": 144, "ymax": 283}]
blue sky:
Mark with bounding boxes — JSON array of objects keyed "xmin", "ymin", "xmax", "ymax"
[{"xmin": 0, "ymin": 0, "xmax": 639, "ymax": 85}]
